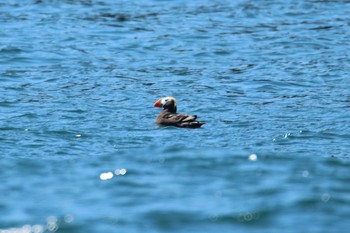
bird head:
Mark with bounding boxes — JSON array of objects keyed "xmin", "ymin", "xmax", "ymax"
[{"xmin": 154, "ymin": 96, "xmax": 177, "ymax": 112}]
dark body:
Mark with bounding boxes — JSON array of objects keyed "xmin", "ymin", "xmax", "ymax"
[{"xmin": 155, "ymin": 98, "xmax": 204, "ymax": 128}]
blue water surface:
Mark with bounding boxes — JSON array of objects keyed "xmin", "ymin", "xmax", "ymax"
[{"xmin": 1, "ymin": 0, "xmax": 350, "ymax": 232}]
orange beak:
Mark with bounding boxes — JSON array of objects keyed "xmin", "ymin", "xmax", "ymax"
[{"xmin": 153, "ymin": 99, "xmax": 162, "ymax": 107}]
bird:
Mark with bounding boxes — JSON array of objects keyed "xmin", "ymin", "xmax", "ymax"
[{"xmin": 153, "ymin": 96, "xmax": 205, "ymax": 128}]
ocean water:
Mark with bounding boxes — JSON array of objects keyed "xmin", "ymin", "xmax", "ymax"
[{"xmin": 1, "ymin": 0, "xmax": 350, "ymax": 232}]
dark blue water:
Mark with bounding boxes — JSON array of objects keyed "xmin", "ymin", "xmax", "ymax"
[{"xmin": 1, "ymin": 0, "xmax": 350, "ymax": 232}]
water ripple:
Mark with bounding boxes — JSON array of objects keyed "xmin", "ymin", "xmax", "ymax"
[{"xmin": 1, "ymin": 0, "xmax": 350, "ymax": 232}]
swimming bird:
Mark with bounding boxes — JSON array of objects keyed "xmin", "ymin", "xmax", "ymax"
[{"xmin": 153, "ymin": 96, "xmax": 204, "ymax": 128}]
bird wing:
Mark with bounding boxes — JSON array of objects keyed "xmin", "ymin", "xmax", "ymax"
[
  {"xmin": 164, "ymin": 113, "xmax": 197, "ymax": 122},
  {"xmin": 157, "ymin": 112, "xmax": 197, "ymax": 125}
]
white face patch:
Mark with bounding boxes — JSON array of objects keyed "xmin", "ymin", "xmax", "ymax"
[{"xmin": 162, "ymin": 97, "xmax": 177, "ymax": 106}]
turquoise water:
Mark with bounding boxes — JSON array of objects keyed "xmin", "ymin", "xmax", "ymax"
[{"xmin": 1, "ymin": 0, "xmax": 350, "ymax": 232}]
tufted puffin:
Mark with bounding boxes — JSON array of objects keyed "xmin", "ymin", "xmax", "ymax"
[{"xmin": 153, "ymin": 97, "xmax": 205, "ymax": 128}]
